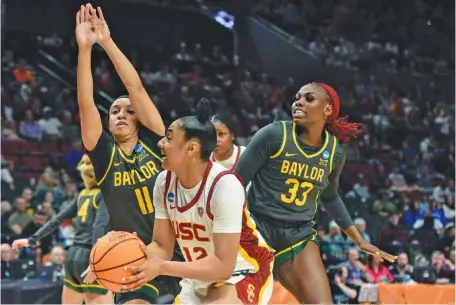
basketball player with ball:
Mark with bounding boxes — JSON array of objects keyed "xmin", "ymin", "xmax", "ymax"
[
  {"xmin": 75, "ymin": 3, "xmax": 182, "ymax": 304},
  {"xmin": 122, "ymin": 99, "xmax": 274, "ymax": 304}
]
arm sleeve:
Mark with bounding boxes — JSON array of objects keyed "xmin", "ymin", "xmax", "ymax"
[
  {"xmin": 29, "ymin": 199, "xmax": 78, "ymax": 242},
  {"xmin": 235, "ymin": 122, "xmax": 283, "ymax": 187},
  {"xmin": 153, "ymin": 171, "xmax": 169, "ymax": 220},
  {"xmin": 320, "ymin": 149, "xmax": 354, "ymax": 229},
  {"xmin": 211, "ymin": 175, "xmax": 245, "ymax": 234},
  {"xmin": 86, "ymin": 130, "xmax": 115, "ymax": 184},
  {"xmin": 92, "ymin": 193, "xmax": 110, "ymax": 245}
]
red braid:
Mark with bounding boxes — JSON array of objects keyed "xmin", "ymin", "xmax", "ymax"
[{"xmin": 312, "ymin": 82, "xmax": 362, "ymax": 143}]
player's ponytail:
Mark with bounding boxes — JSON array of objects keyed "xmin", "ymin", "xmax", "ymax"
[
  {"xmin": 196, "ymin": 98, "xmax": 212, "ymax": 124},
  {"xmin": 312, "ymin": 82, "xmax": 362, "ymax": 143},
  {"xmin": 77, "ymin": 154, "xmax": 97, "ymax": 189},
  {"xmin": 180, "ymin": 98, "xmax": 217, "ymax": 160}
]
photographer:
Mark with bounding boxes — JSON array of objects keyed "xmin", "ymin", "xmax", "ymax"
[{"xmin": 328, "ymin": 265, "xmax": 359, "ymax": 304}]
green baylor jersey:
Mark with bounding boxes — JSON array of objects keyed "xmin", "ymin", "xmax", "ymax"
[
  {"xmin": 88, "ymin": 126, "xmax": 162, "ymax": 245},
  {"xmin": 247, "ymin": 121, "xmax": 343, "ymax": 225},
  {"xmin": 74, "ymin": 188, "xmax": 103, "ymax": 245}
]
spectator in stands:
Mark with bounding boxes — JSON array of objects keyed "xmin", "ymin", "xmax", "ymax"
[
  {"xmin": 58, "ymin": 182, "xmax": 78, "ymax": 212},
  {"xmin": 1, "ymin": 243, "xmax": 13, "ymax": 279},
  {"xmin": 13, "ymin": 59, "xmax": 35, "ymax": 85},
  {"xmin": 370, "ymin": 163, "xmax": 390, "ymax": 192},
  {"xmin": 410, "ymin": 215, "xmax": 439, "ymax": 256},
  {"xmin": 322, "ymin": 221, "xmax": 347, "ymax": 265},
  {"xmin": 8, "ymin": 197, "xmax": 33, "ymax": 235},
  {"xmin": 373, "ymin": 190, "xmax": 396, "ymax": 216},
  {"xmin": 2, "ymin": 120, "xmax": 21, "ymax": 140},
  {"xmin": 347, "ymin": 218, "xmax": 371, "ymax": 254},
  {"xmin": 34, "ymin": 168, "xmax": 63, "ymax": 209},
  {"xmin": 1, "ymin": 201, "xmax": 13, "ymax": 235},
  {"xmin": 329, "ymin": 265, "xmax": 358, "ymax": 304},
  {"xmin": 437, "ymin": 223, "xmax": 455, "ymax": 255},
  {"xmin": 352, "ymin": 176, "xmax": 371, "ymax": 201},
  {"xmin": 1, "ymin": 156, "xmax": 15, "ymax": 194},
  {"xmin": 60, "ymin": 111, "xmax": 79, "ymax": 143},
  {"xmin": 389, "ymin": 252, "xmax": 414, "ymax": 282},
  {"xmin": 388, "ymin": 165, "xmax": 407, "ymax": 191},
  {"xmin": 19, "ymin": 109, "xmax": 43, "ymax": 142},
  {"xmin": 344, "ymin": 247, "xmax": 368, "ymax": 286},
  {"xmin": 403, "ymin": 200, "xmax": 425, "ymax": 229},
  {"xmin": 38, "ymin": 107, "xmax": 62, "ymax": 140},
  {"xmin": 431, "ymin": 251, "xmax": 455, "ymax": 284},
  {"xmin": 21, "ymin": 187, "xmax": 34, "ymax": 209},
  {"xmin": 366, "ymin": 255, "xmax": 393, "ymax": 283},
  {"xmin": 377, "ymin": 212, "xmax": 408, "ymax": 255},
  {"xmin": 35, "ymin": 245, "xmax": 65, "ymax": 282}
]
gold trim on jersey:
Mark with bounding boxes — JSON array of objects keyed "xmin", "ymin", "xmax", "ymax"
[
  {"xmin": 309, "ymin": 190, "xmax": 321, "ymax": 237},
  {"xmin": 118, "ymin": 146, "xmax": 136, "ymax": 163},
  {"xmin": 270, "ymin": 121, "xmax": 287, "ymax": 159},
  {"xmin": 329, "ymin": 135, "xmax": 337, "ymax": 173},
  {"xmin": 78, "ymin": 188, "xmax": 100, "ymax": 209},
  {"xmin": 291, "ymin": 123, "xmax": 329, "ymax": 158},
  {"xmin": 97, "ymin": 145, "xmax": 116, "ymax": 185},
  {"xmin": 139, "ymin": 140, "xmax": 163, "ymax": 161},
  {"xmin": 117, "ymin": 141, "xmax": 163, "ymax": 163}
]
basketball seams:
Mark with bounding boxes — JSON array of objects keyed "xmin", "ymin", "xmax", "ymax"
[
  {"xmin": 89, "ymin": 232, "xmax": 147, "ymax": 292},
  {"xmin": 93, "ymin": 255, "xmax": 146, "ymax": 272},
  {"xmin": 92, "ymin": 237, "xmax": 140, "ymax": 265}
]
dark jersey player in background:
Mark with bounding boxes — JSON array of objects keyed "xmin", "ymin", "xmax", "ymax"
[
  {"xmin": 12, "ymin": 155, "xmax": 112, "ymax": 305},
  {"xmin": 235, "ymin": 82, "xmax": 397, "ymax": 304},
  {"xmin": 75, "ymin": 4, "xmax": 181, "ymax": 304}
]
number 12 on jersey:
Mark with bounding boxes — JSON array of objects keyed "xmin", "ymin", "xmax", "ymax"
[
  {"xmin": 281, "ymin": 178, "xmax": 314, "ymax": 206},
  {"xmin": 182, "ymin": 246, "xmax": 208, "ymax": 261},
  {"xmin": 135, "ymin": 186, "xmax": 154, "ymax": 215}
]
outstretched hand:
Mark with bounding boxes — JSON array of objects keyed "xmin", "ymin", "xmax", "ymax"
[
  {"xmin": 75, "ymin": 4, "xmax": 98, "ymax": 49},
  {"xmin": 359, "ymin": 242, "xmax": 397, "ymax": 263},
  {"xmin": 88, "ymin": 5, "xmax": 111, "ymax": 45},
  {"xmin": 12, "ymin": 238, "xmax": 29, "ymax": 250}
]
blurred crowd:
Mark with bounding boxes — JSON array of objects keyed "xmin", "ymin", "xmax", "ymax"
[
  {"xmin": 253, "ymin": 0, "xmax": 454, "ymax": 75},
  {"xmin": 1, "ymin": 1, "xmax": 455, "ymax": 303}
]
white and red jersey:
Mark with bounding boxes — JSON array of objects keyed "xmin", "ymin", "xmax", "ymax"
[
  {"xmin": 210, "ymin": 145, "xmax": 246, "ymax": 171},
  {"xmin": 153, "ymin": 161, "xmax": 272, "ymax": 290}
]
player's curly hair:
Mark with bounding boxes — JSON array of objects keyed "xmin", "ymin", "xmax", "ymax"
[
  {"xmin": 179, "ymin": 98, "xmax": 217, "ymax": 160},
  {"xmin": 77, "ymin": 154, "xmax": 97, "ymax": 189}
]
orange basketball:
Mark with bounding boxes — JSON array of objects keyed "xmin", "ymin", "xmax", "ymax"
[{"xmin": 90, "ymin": 231, "xmax": 146, "ymax": 292}]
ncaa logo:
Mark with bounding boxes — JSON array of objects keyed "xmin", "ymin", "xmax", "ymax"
[
  {"xmin": 135, "ymin": 144, "xmax": 144, "ymax": 153},
  {"xmin": 167, "ymin": 192, "xmax": 175, "ymax": 203},
  {"xmin": 198, "ymin": 207, "xmax": 204, "ymax": 217},
  {"xmin": 322, "ymin": 151, "xmax": 330, "ymax": 160}
]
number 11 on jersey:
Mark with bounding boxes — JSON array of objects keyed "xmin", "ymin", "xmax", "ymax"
[{"xmin": 135, "ymin": 186, "xmax": 154, "ymax": 215}]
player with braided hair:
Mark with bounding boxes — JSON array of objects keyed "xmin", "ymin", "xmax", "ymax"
[{"xmin": 235, "ymin": 82, "xmax": 397, "ymax": 303}]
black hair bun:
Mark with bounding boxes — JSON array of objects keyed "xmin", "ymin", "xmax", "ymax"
[{"xmin": 196, "ymin": 98, "xmax": 212, "ymax": 123}]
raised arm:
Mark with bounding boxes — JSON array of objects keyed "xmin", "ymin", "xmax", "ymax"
[
  {"xmin": 76, "ymin": 5, "xmax": 103, "ymax": 151},
  {"xmin": 235, "ymin": 122, "xmax": 283, "ymax": 186},
  {"xmin": 90, "ymin": 5, "xmax": 165, "ymax": 136}
]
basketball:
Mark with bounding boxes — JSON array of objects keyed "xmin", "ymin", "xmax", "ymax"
[{"xmin": 90, "ymin": 231, "xmax": 147, "ymax": 292}]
